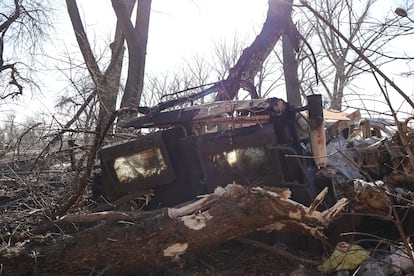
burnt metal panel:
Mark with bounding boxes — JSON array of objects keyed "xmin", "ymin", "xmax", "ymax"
[
  {"xmin": 145, "ymin": 127, "xmax": 203, "ymax": 208},
  {"xmin": 99, "ymin": 127, "xmax": 205, "ymax": 209},
  {"xmin": 195, "ymin": 123, "xmax": 316, "ymax": 204},
  {"xmin": 196, "ymin": 124, "xmax": 285, "ymax": 191},
  {"xmin": 99, "ymin": 97, "xmax": 318, "ymax": 208},
  {"xmin": 99, "ymin": 131, "xmax": 176, "ymax": 198},
  {"xmin": 123, "ymin": 98, "xmax": 287, "ymax": 129}
]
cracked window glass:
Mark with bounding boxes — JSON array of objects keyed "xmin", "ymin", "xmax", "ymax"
[
  {"xmin": 210, "ymin": 146, "xmax": 271, "ymax": 176},
  {"xmin": 113, "ymin": 147, "xmax": 167, "ymax": 184}
]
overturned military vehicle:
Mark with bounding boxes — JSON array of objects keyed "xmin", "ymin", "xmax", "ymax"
[{"xmin": 96, "ymin": 95, "xmax": 327, "ymax": 210}]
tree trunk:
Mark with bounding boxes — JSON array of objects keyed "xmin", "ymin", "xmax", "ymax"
[
  {"xmin": 138, "ymin": 0, "xmax": 302, "ymax": 114},
  {"xmin": 330, "ymin": 58, "xmax": 346, "ymax": 110},
  {"xmin": 56, "ymin": 0, "xmax": 135, "ymax": 219},
  {"xmin": 99, "ymin": 0, "xmax": 136, "ymax": 132},
  {"xmin": 65, "ymin": 0, "xmax": 135, "ymax": 126},
  {"xmin": 65, "ymin": 0, "xmax": 102, "ymax": 85},
  {"xmin": 282, "ymin": 33, "xmax": 301, "ymax": 107},
  {"xmin": 215, "ymin": 0, "xmax": 300, "ymax": 101},
  {"xmin": 1, "ymin": 184, "xmax": 347, "ymax": 275},
  {"xmin": 113, "ymin": 0, "xmax": 152, "ymax": 125}
]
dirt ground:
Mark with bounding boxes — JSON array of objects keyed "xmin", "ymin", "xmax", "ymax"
[
  {"xmin": 160, "ymin": 241, "xmax": 320, "ymax": 275},
  {"xmin": 1, "ymin": 151, "xmax": 413, "ymax": 275},
  {"xmin": 0, "ymin": 153, "xmax": 325, "ymax": 275}
]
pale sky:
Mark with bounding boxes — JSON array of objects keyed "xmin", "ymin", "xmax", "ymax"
[
  {"xmin": 78, "ymin": 0, "xmax": 268, "ymax": 73},
  {"xmin": 73, "ymin": 0, "xmax": 414, "ymax": 117},
  {"xmin": 1, "ymin": 0, "xmax": 269, "ymax": 124},
  {"xmin": 1, "ymin": 0, "xmax": 413, "ymax": 125}
]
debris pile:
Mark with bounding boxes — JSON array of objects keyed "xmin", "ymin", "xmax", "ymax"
[{"xmin": 1, "ymin": 98, "xmax": 414, "ymax": 275}]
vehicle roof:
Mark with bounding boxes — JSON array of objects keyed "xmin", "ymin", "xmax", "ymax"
[{"xmin": 123, "ymin": 98, "xmax": 287, "ymax": 129}]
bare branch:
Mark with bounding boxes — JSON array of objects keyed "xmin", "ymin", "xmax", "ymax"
[
  {"xmin": 0, "ymin": 0, "xmax": 20, "ymax": 34},
  {"xmin": 65, "ymin": 0, "xmax": 102, "ymax": 85}
]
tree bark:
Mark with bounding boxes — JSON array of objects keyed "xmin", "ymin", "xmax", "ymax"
[
  {"xmin": 281, "ymin": 0, "xmax": 301, "ymax": 107},
  {"xmin": 112, "ymin": 0, "xmax": 151, "ymax": 113},
  {"xmin": 1, "ymin": 184, "xmax": 347, "ymax": 275},
  {"xmin": 52, "ymin": 0, "xmax": 138, "ymax": 219},
  {"xmin": 137, "ymin": 0, "xmax": 301, "ymax": 114},
  {"xmin": 283, "ymin": 33, "xmax": 301, "ymax": 107},
  {"xmin": 65, "ymin": 0, "xmax": 134, "ymax": 124},
  {"xmin": 65, "ymin": 0, "xmax": 103, "ymax": 85},
  {"xmin": 215, "ymin": 0, "xmax": 299, "ymax": 101},
  {"xmin": 100, "ymin": 0, "xmax": 136, "ymax": 125}
]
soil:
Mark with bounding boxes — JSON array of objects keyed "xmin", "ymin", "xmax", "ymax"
[
  {"xmin": 0, "ymin": 153, "xmax": 324, "ymax": 275},
  {"xmin": 159, "ymin": 241, "xmax": 320, "ymax": 275},
  {"xmin": 2, "ymin": 151, "xmax": 411, "ymax": 275}
]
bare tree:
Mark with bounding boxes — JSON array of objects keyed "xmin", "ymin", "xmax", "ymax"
[
  {"xmin": 36, "ymin": 0, "xmax": 153, "ymax": 217},
  {"xmin": 141, "ymin": 32, "xmax": 286, "ymax": 108},
  {"xmin": 298, "ymin": 0, "xmax": 414, "ymax": 110},
  {"xmin": 212, "ymin": 34, "xmax": 247, "ymax": 80},
  {"xmin": 0, "ymin": 0, "xmax": 53, "ymax": 100},
  {"xmin": 388, "ymin": 6, "xmax": 414, "ymax": 77},
  {"xmin": 211, "ymin": 34, "xmax": 286, "ymax": 100},
  {"xmin": 65, "ymin": 0, "xmax": 131, "ymax": 128},
  {"xmin": 282, "ymin": 32, "xmax": 301, "ymax": 107},
  {"xmin": 142, "ymin": 54, "xmax": 214, "ymax": 109},
  {"xmin": 54, "ymin": 56, "xmax": 99, "ymax": 146},
  {"xmin": 210, "ymin": 34, "xmax": 281, "ymax": 100},
  {"xmin": 112, "ymin": 0, "xmax": 151, "ymax": 116},
  {"xmin": 213, "ymin": 0, "xmax": 299, "ymax": 101}
]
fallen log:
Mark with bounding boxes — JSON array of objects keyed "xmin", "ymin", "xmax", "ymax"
[{"xmin": 1, "ymin": 184, "xmax": 347, "ymax": 275}]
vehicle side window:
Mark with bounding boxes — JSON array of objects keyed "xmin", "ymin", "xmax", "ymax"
[
  {"xmin": 209, "ymin": 146, "xmax": 272, "ymax": 176},
  {"xmin": 113, "ymin": 147, "xmax": 167, "ymax": 184}
]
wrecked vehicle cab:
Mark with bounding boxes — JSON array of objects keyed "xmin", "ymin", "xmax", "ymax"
[{"xmin": 97, "ymin": 97, "xmax": 319, "ymax": 210}]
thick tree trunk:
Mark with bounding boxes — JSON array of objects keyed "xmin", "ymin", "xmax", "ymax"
[
  {"xmin": 136, "ymin": 0, "xmax": 302, "ymax": 114},
  {"xmin": 112, "ymin": 0, "xmax": 152, "ymax": 124},
  {"xmin": 215, "ymin": 0, "xmax": 300, "ymax": 101},
  {"xmin": 1, "ymin": 184, "xmax": 347, "ymax": 275},
  {"xmin": 100, "ymin": 0, "xmax": 136, "ymax": 123},
  {"xmin": 330, "ymin": 58, "xmax": 346, "ymax": 110},
  {"xmin": 65, "ymin": 0, "xmax": 134, "ymax": 128},
  {"xmin": 283, "ymin": 33, "xmax": 301, "ymax": 107}
]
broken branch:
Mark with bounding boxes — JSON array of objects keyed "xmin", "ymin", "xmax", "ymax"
[{"xmin": 1, "ymin": 184, "xmax": 347, "ymax": 275}]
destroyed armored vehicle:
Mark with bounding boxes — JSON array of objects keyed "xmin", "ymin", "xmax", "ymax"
[{"xmin": 97, "ymin": 96, "xmax": 326, "ymax": 209}]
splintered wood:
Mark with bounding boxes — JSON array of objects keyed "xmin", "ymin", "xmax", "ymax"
[{"xmin": 1, "ymin": 183, "xmax": 347, "ymax": 275}]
